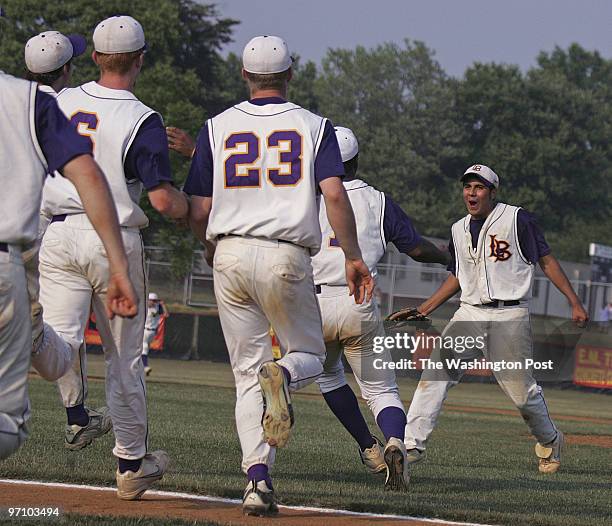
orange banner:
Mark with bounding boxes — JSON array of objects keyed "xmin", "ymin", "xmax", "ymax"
[
  {"xmin": 85, "ymin": 311, "xmax": 167, "ymax": 352},
  {"xmin": 574, "ymin": 345, "xmax": 612, "ymax": 388}
]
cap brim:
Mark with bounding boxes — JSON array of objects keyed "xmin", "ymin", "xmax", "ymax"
[
  {"xmin": 67, "ymin": 34, "xmax": 87, "ymax": 57},
  {"xmin": 461, "ymin": 173, "xmax": 495, "ymax": 188}
]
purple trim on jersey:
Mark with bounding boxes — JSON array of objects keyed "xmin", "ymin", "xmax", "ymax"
[
  {"xmin": 124, "ymin": 114, "xmax": 174, "ymax": 190},
  {"xmin": 184, "ymin": 123, "xmax": 213, "ymax": 197},
  {"xmin": 383, "ymin": 195, "xmax": 422, "ymax": 253},
  {"xmin": 314, "ymin": 120, "xmax": 344, "ymax": 184},
  {"xmin": 248, "ymin": 96, "xmax": 286, "ymax": 106},
  {"xmin": 447, "ymin": 208, "xmax": 551, "ymax": 274},
  {"xmin": 35, "ymin": 90, "xmax": 92, "ymax": 174}
]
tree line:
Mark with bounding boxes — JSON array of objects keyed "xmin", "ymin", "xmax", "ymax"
[{"xmin": 1, "ymin": 0, "xmax": 610, "ymax": 268}]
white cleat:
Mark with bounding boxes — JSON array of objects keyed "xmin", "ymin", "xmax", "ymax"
[
  {"xmin": 242, "ymin": 480, "xmax": 278, "ymax": 516},
  {"xmin": 359, "ymin": 436, "xmax": 386, "ymax": 474},
  {"xmin": 258, "ymin": 361, "xmax": 293, "ymax": 448},
  {"xmin": 384, "ymin": 437, "xmax": 410, "ymax": 491},
  {"xmin": 536, "ymin": 431, "xmax": 564, "ymax": 474},
  {"xmin": 116, "ymin": 450, "xmax": 169, "ymax": 500}
]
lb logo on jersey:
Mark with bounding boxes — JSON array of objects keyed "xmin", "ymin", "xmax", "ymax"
[{"xmin": 489, "ymin": 235, "xmax": 512, "ymax": 262}]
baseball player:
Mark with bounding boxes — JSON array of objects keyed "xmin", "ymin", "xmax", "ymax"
[
  {"xmin": 141, "ymin": 292, "xmax": 168, "ymax": 376},
  {"xmin": 39, "ymin": 15, "xmax": 188, "ymax": 499},
  {"xmin": 404, "ymin": 164, "xmax": 588, "ymax": 478},
  {"xmin": 23, "ymin": 30, "xmax": 89, "ymax": 382},
  {"xmin": 0, "ymin": 68, "xmax": 137, "ymax": 460},
  {"xmin": 312, "ymin": 126, "xmax": 449, "ymax": 491},
  {"xmin": 185, "ymin": 35, "xmax": 373, "ymax": 516}
]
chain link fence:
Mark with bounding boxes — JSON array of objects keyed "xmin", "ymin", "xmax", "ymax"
[{"xmin": 145, "ymin": 245, "xmax": 612, "ymax": 319}]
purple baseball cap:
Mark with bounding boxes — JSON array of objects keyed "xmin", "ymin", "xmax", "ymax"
[{"xmin": 25, "ymin": 31, "xmax": 87, "ymax": 73}]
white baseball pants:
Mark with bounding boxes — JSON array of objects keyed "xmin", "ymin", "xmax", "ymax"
[
  {"xmin": 142, "ymin": 329, "xmax": 156, "ymax": 356},
  {"xmin": 405, "ymin": 303, "xmax": 558, "ymax": 451},
  {"xmin": 39, "ymin": 214, "xmax": 148, "ymax": 459},
  {"xmin": 23, "ymin": 227, "xmax": 73, "ymax": 382},
  {"xmin": 213, "ymin": 236, "xmax": 326, "ymax": 473},
  {"xmin": 0, "ymin": 245, "xmax": 31, "ymax": 459},
  {"xmin": 316, "ymin": 285, "xmax": 404, "ymax": 418}
]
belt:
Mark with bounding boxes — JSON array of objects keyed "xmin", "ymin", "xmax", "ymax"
[
  {"xmin": 218, "ymin": 234, "xmax": 299, "ymax": 247},
  {"xmin": 0, "ymin": 243, "xmax": 7, "ymax": 253},
  {"xmin": 480, "ymin": 300, "xmax": 521, "ymax": 308},
  {"xmin": 315, "ymin": 284, "xmax": 323, "ymax": 294},
  {"xmin": 51, "ymin": 214, "xmax": 67, "ymax": 223}
]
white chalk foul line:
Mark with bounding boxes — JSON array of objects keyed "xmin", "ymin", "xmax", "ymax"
[{"xmin": 0, "ymin": 478, "xmax": 496, "ymax": 526}]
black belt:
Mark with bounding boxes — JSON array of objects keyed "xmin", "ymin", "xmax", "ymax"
[
  {"xmin": 481, "ymin": 300, "xmax": 520, "ymax": 308},
  {"xmin": 315, "ymin": 284, "xmax": 322, "ymax": 294},
  {"xmin": 218, "ymin": 234, "xmax": 299, "ymax": 247},
  {"xmin": 51, "ymin": 214, "xmax": 67, "ymax": 223},
  {"xmin": 0, "ymin": 243, "xmax": 8, "ymax": 253}
]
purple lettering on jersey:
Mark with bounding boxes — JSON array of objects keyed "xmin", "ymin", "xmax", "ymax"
[
  {"xmin": 267, "ymin": 130, "xmax": 302, "ymax": 186},
  {"xmin": 224, "ymin": 132, "xmax": 260, "ymax": 188},
  {"xmin": 70, "ymin": 111, "xmax": 99, "ymax": 150}
]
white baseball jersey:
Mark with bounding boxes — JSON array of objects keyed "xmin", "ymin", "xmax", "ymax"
[
  {"xmin": 145, "ymin": 304, "xmax": 163, "ymax": 332},
  {"xmin": 206, "ymin": 101, "xmax": 326, "ymax": 251},
  {"xmin": 0, "ymin": 73, "xmax": 47, "ymax": 244},
  {"xmin": 312, "ymin": 179, "xmax": 385, "ymax": 285},
  {"xmin": 452, "ymin": 203, "xmax": 534, "ymax": 305},
  {"xmin": 42, "ymin": 81, "xmax": 157, "ymax": 228}
]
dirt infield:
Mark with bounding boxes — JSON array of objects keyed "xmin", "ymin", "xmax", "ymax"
[{"xmin": 0, "ymin": 481, "xmax": 489, "ymax": 526}]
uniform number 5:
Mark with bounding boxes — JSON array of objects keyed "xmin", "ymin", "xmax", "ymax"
[{"xmin": 224, "ymin": 130, "xmax": 302, "ymax": 188}]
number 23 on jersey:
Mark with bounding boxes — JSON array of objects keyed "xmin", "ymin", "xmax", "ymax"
[{"xmin": 224, "ymin": 130, "xmax": 302, "ymax": 188}]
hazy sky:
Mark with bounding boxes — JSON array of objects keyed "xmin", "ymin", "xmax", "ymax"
[{"xmin": 216, "ymin": 0, "xmax": 612, "ymax": 77}]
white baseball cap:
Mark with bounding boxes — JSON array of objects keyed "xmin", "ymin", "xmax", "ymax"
[
  {"xmin": 462, "ymin": 164, "xmax": 499, "ymax": 189},
  {"xmin": 148, "ymin": 292, "xmax": 159, "ymax": 301},
  {"xmin": 242, "ymin": 35, "xmax": 293, "ymax": 74},
  {"xmin": 334, "ymin": 126, "xmax": 359, "ymax": 162},
  {"xmin": 25, "ymin": 31, "xmax": 87, "ymax": 74},
  {"xmin": 93, "ymin": 15, "xmax": 145, "ymax": 54}
]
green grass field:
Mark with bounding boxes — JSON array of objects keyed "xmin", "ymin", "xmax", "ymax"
[{"xmin": 2, "ymin": 356, "xmax": 611, "ymax": 526}]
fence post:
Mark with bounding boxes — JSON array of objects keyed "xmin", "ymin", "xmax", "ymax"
[{"xmin": 189, "ymin": 314, "xmax": 200, "ymax": 360}]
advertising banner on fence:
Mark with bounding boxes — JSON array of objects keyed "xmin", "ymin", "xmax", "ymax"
[
  {"xmin": 85, "ymin": 311, "xmax": 167, "ymax": 351},
  {"xmin": 573, "ymin": 345, "xmax": 612, "ymax": 388}
]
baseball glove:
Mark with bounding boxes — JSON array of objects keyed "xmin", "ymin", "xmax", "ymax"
[{"xmin": 385, "ymin": 308, "xmax": 432, "ymax": 329}]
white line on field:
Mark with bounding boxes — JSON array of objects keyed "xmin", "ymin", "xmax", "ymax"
[{"xmin": 0, "ymin": 478, "xmax": 496, "ymax": 526}]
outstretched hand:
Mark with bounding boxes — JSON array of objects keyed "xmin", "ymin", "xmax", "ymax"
[
  {"xmin": 166, "ymin": 127, "xmax": 196, "ymax": 159},
  {"xmin": 345, "ymin": 258, "xmax": 374, "ymax": 304}
]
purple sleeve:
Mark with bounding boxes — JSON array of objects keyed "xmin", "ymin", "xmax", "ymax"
[
  {"xmin": 517, "ymin": 209, "xmax": 551, "ymax": 264},
  {"xmin": 124, "ymin": 114, "xmax": 174, "ymax": 190},
  {"xmin": 35, "ymin": 90, "xmax": 91, "ymax": 174},
  {"xmin": 447, "ymin": 236, "xmax": 456, "ymax": 275},
  {"xmin": 184, "ymin": 123, "xmax": 213, "ymax": 197},
  {"xmin": 383, "ymin": 195, "xmax": 422, "ymax": 253},
  {"xmin": 314, "ymin": 120, "xmax": 344, "ymax": 184}
]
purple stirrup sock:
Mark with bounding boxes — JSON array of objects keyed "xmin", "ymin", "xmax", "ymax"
[
  {"xmin": 323, "ymin": 384, "xmax": 375, "ymax": 451},
  {"xmin": 376, "ymin": 406, "xmax": 406, "ymax": 442}
]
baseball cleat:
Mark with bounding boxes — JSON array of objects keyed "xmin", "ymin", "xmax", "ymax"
[
  {"xmin": 116, "ymin": 450, "xmax": 169, "ymax": 500},
  {"xmin": 384, "ymin": 437, "xmax": 410, "ymax": 491},
  {"xmin": 406, "ymin": 447, "xmax": 426, "ymax": 465},
  {"xmin": 359, "ymin": 436, "xmax": 386, "ymax": 474},
  {"xmin": 144, "ymin": 366, "xmax": 152, "ymax": 376},
  {"xmin": 536, "ymin": 430, "xmax": 564, "ymax": 474},
  {"xmin": 242, "ymin": 479, "xmax": 279, "ymax": 516},
  {"xmin": 65, "ymin": 406, "xmax": 112, "ymax": 451},
  {"xmin": 258, "ymin": 361, "xmax": 294, "ymax": 448}
]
